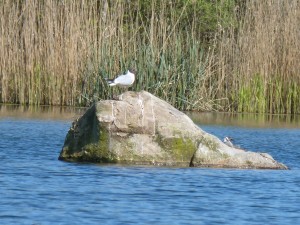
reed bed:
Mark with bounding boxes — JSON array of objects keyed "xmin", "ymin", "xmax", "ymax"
[
  {"xmin": 219, "ymin": 0, "xmax": 300, "ymax": 113},
  {"xmin": 0, "ymin": 0, "xmax": 299, "ymax": 113}
]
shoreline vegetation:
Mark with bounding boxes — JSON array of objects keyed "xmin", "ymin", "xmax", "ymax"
[{"xmin": 0, "ymin": 0, "xmax": 299, "ymax": 113}]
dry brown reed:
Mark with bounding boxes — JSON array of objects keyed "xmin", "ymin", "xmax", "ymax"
[
  {"xmin": 0, "ymin": 0, "xmax": 223, "ymax": 109},
  {"xmin": 219, "ymin": 0, "xmax": 300, "ymax": 113},
  {"xmin": 0, "ymin": 0, "xmax": 299, "ymax": 113}
]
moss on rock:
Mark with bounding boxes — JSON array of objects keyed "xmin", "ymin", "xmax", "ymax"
[
  {"xmin": 201, "ymin": 135, "xmax": 219, "ymax": 152},
  {"xmin": 156, "ymin": 134, "xmax": 196, "ymax": 163}
]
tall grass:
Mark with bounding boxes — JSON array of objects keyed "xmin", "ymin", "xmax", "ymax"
[
  {"xmin": 0, "ymin": 0, "xmax": 299, "ymax": 113},
  {"xmin": 219, "ymin": 0, "xmax": 300, "ymax": 113}
]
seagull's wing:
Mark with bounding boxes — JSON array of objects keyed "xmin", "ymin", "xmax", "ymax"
[{"xmin": 114, "ymin": 73, "xmax": 133, "ymax": 86}]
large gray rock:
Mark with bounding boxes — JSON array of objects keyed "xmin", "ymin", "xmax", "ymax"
[{"xmin": 59, "ymin": 91, "xmax": 287, "ymax": 169}]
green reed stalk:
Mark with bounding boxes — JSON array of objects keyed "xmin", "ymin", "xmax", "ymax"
[{"xmin": 0, "ymin": 0, "xmax": 299, "ymax": 113}]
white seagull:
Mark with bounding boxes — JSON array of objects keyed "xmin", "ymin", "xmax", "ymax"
[
  {"xmin": 223, "ymin": 136, "xmax": 234, "ymax": 147},
  {"xmin": 105, "ymin": 69, "xmax": 136, "ymax": 88}
]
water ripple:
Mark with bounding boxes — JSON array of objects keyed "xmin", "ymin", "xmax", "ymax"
[{"xmin": 0, "ymin": 119, "xmax": 300, "ymax": 224}]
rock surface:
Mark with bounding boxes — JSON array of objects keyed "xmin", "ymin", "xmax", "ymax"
[{"xmin": 59, "ymin": 91, "xmax": 287, "ymax": 169}]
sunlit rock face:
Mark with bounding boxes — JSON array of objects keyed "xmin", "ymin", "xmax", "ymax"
[{"xmin": 59, "ymin": 91, "xmax": 287, "ymax": 169}]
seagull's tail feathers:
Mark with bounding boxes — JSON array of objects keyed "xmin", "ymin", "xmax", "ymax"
[{"xmin": 105, "ymin": 78, "xmax": 117, "ymax": 86}]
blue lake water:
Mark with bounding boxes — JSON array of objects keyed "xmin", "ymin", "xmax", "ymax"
[{"xmin": 1, "ymin": 108, "xmax": 300, "ymax": 225}]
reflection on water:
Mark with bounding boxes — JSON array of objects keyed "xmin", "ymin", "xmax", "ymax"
[
  {"xmin": 186, "ymin": 112, "xmax": 300, "ymax": 128},
  {"xmin": 0, "ymin": 104, "xmax": 86, "ymax": 121},
  {"xmin": 1, "ymin": 104, "xmax": 299, "ymax": 128}
]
